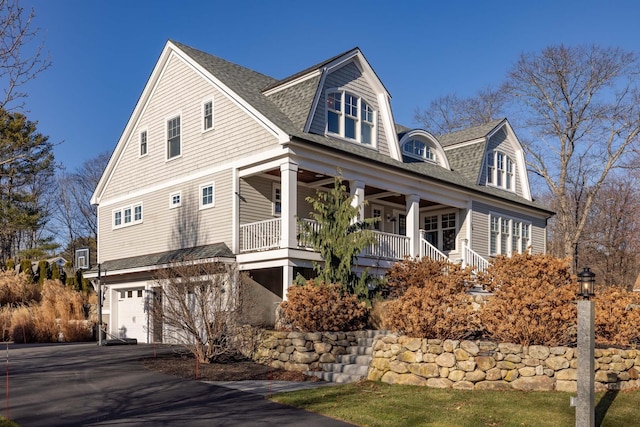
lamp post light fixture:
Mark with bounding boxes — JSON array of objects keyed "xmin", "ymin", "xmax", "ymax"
[
  {"xmin": 575, "ymin": 267, "xmax": 595, "ymax": 427},
  {"xmin": 578, "ymin": 267, "xmax": 596, "ymax": 300}
]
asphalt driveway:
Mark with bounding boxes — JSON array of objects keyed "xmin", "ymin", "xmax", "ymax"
[{"xmin": 3, "ymin": 343, "xmax": 355, "ymax": 426}]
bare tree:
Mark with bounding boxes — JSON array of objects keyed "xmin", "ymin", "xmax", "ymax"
[
  {"xmin": 414, "ymin": 86, "xmax": 506, "ymax": 134},
  {"xmin": 579, "ymin": 179, "xmax": 640, "ymax": 288},
  {"xmin": 506, "ymin": 45, "xmax": 640, "ymax": 272},
  {"xmin": 152, "ymin": 260, "xmax": 244, "ymax": 363},
  {"xmin": 0, "ymin": 0, "xmax": 50, "ymax": 113}
]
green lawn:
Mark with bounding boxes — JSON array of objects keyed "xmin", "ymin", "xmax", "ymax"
[{"xmin": 270, "ymin": 381, "xmax": 640, "ymax": 427}]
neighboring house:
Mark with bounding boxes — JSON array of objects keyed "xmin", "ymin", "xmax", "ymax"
[{"xmin": 86, "ymin": 40, "xmax": 553, "ymax": 343}]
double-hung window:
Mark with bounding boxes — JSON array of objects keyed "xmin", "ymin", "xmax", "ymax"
[
  {"xmin": 272, "ymin": 184, "xmax": 281, "ymax": 216},
  {"xmin": 326, "ymin": 90, "xmax": 376, "ymax": 146},
  {"xmin": 489, "ymin": 213, "xmax": 531, "ymax": 256},
  {"xmin": 139, "ymin": 130, "xmax": 148, "ymax": 157},
  {"xmin": 203, "ymin": 98, "xmax": 213, "ymax": 131},
  {"xmin": 167, "ymin": 116, "xmax": 181, "ymax": 159},
  {"xmin": 486, "ymin": 151, "xmax": 515, "ymax": 191}
]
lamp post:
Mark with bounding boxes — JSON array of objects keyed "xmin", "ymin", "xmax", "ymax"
[{"xmin": 576, "ymin": 267, "xmax": 595, "ymax": 427}]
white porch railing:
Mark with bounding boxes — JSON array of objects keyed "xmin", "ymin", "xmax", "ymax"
[
  {"xmin": 297, "ymin": 218, "xmax": 320, "ymax": 249},
  {"xmin": 239, "ymin": 219, "xmax": 489, "ymax": 272},
  {"xmin": 461, "ymin": 240, "xmax": 489, "ymax": 273},
  {"xmin": 240, "ymin": 218, "xmax": 281, "ymax": 252},
  {"xmin": 362, "ymin": 230, "xmax": 410, "ymax": 260},
  {"xmin": 419, "ymin": 231, "xmax": 449, "ymax": 262}
]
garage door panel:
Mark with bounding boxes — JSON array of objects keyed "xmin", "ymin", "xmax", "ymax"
[{"xmin": 117, "ymin": 288, "xmax": 146, "ymax": 342}]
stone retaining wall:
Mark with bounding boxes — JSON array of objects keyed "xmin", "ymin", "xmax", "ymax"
[
  {"xmin": 252, "ymin": 330, "xmax": 369, "ymax": 371},
  {"xmin": 368, "ymin": 335, "xmax": 640, "ymax": 391}
]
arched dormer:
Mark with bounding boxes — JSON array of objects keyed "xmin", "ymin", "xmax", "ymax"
[{"xmin": 398, "ymin": 130, "xmax": 449, "ymax": 169}]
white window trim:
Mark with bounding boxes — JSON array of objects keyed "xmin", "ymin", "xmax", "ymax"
[
  {"xmin": 202, "ymin": 96, "xmax": 214, "ymax": 133},
  {"xmin": 139, "ymin": 127, "xmax": 149, "ymax": 158},
  {"xmin": 371, "ymin": 204, "xmax": 383, "ymax": 231},
  {"xmin": 420, "ymin": 209, "xmax": 458, "ymax": 252},
  {"xmin": 199, "ymin": 182, "xmax": 215, "ymax": 210},
  {"xmin": 486, "ymin": 150, "xmax": 515, "ymax": 192},
  {"xmin": 112, "ymin": 202, "xmax": 143, "ymax": 229},
  {"xmin": 165, "ymin": 112, "xmax": 182, "ymax": 162},
  {"xmin": 169, "ymin": 191, "xmax": 182, "ymax": 209},
  {"xmin": 488, "ymin": 212, "xmax": 532, "ymax": 257},
  {"xmin": 325, "ymin": 88, "xmax": 377, "ymax": 148},
  {"xmin": 403, "ymin": 139, "xmax": 437, "ymax": 163},
  {"xmin": 272, "ymin": 183, "xmax": 281, "ymax": 216}
]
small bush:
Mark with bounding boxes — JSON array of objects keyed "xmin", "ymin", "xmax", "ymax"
[
  {"xmin": 479, "ymin": 254, "xmax": 576, "ymax": 346},
  {"xmin": 594, "ymin": 286, "xmax": 640, "ymax": 347},
  {"xmin": 280, "ymin": 281, "xmax": 369, "ymax": 332},
  {"xmin": 383, "ymin": 259, "xmax": 480, "ymax": 339},
  {"xmin": 19, "ymin": 259, "xmax": 34, "ymax": 282},
  {"xmin": 0, "ymin": 307, "xmax": 11, "ymax": 341},
  {"xmin": 61, "ymin": 320, "xmax": 94, "ymax": 342},
  {"xmin": 5, "ymin": 259, "xmax": 15, "ymax": 272}
]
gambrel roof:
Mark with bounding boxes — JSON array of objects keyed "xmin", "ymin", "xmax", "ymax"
[{"xmin": 93, "ymin": 40, "xmax": 551, "ymax": 216}]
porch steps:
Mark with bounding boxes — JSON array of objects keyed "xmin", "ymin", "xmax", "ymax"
[{"xmin": 305, "ymin": 330, "xmax": 391, "ymax": 383}]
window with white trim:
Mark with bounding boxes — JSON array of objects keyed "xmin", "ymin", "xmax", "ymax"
[
  {"xmin": 113, "ymin": 203, "xmax": 143, "ymax": 229},
  {"xmin": 489, "ymin": 213, "xmax": 531, "ymax": 256},
  {"xmin": 202, "ymin": 98, "xmax": 213, "ymax": 131},
  {"xmin": 372, "ymin": 205, "xmax": 382, "ymax": 231},
  {"xmin": 200, "ymin": 183, "xmax": 214, "ymax": 209},
  {"xmin": 139, "ymin": 129, "xmax": 148, "ymax": 157},
  {"xmin": 403, "ymin": 139, "xmax": 436, "ymax": 162},
  {"xmin": 326, "ymin": 90, "xmax": 375, "ymax": 145},
  {"xmin": 170, "ymin": 191, "xmax": 182, "ymax": 209},
  {"xmin": 272, "ymin": 184, "xmax": 281, "ymax": 216},
  {"xmin": 486, "ymin": 150, "xmax": 514, "ymax": 191},
  {"xmin": 167, "ymin": 116, "xmax": 181, "ymax": 159},
  {"xmin": 421, "ymin": 212, "xmax": 457, "ymax": 252}
]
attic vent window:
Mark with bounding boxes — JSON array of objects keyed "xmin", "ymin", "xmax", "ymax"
[
  {"xmin": 403, "ymin": 139, "xmax": 436, "ymax": 162},
  {"xmin": 326, "ymin": 90, "xmax": 375, "ymax": 146}
]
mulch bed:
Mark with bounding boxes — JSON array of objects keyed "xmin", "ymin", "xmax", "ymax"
[{"xmin": 142, "ymin": 351, "xmax": 322, "ymax": 382}]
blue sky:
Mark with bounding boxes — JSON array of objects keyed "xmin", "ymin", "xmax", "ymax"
[{"xmin": 20, "ymin": 0, "xmax": 640, "ymax": 173}]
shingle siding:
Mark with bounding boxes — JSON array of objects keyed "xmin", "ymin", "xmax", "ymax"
[
  {"xmin": 471, "ymin": 201, "xmax": 547, "ymax": 258},
  {"xmin": 239, "ymin": 176, "xmax": 315, "ymax": 225},
  {"xmin": 99, "ymin": 169, "xmax": 233, "ymax": 262},
  {"xmin": 101, "ymin": 54, "xmax": 278, "ymax": 201},
  {"xmin": 308, "ymin": 62, "xmax": 390, "ymax": 157},
  {"xmin": 482, "ymin": 128, "xmax": 524, "ymax": 196}
]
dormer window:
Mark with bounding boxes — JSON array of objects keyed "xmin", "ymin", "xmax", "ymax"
[
  {"xmin": 487, "ymin": 151, "xmax": 514, "ymax": 191},
  {"xmin": 403, "ymin": 139, "xmax": 436, "ymax": 162},
  {"xmin": 326, "ymin": 90, "xmax": 375, "ymax": 146}
]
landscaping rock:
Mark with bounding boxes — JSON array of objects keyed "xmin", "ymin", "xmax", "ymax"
[
  {"xmin": 409, "ymin": 363, "xmax": 439, "ymax": 378},
  {"xmin": 460, "ymin": 340, "xmax": 479, "ymax": 356},
  {"xmin": 475, "ymin": 381, "xmax": 511, "ymax": 391},
  {"xmin": 511, "ymin": 375, "xmax": 554, "ymax": 391},
  {"xmin": 426, "ymin": 378, "xmax": 453, "ymax": 389},
  {"xmin": 435, "ymin": 353, "xmax": 456, "ymax": 368},
  {"xmin": 545, "ymin": 356, "xmax": 569, "ymax": 371},
  {"xmin": 476, "ymin": 356, "xmax": 496, "ymax": 371},
  {"xmin": 453, "ymin": 380, "xmax": 475, "ymax": 390},
  {"xmin": 528, "ymin": 345, "xmax": 550, "ymax": 360}
]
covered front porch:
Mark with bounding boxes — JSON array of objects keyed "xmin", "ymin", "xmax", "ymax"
[{"xmin": 238, "ymin": 217, "xmax": 488, "ymax": 272}]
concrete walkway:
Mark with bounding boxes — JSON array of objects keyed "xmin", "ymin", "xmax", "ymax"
[{"xmin": 205, "ymin": 380, "xmax": 339, "ymax": 397}]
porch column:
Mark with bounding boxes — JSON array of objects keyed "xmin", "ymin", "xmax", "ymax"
[
  {"xmin": 280, "ymin": 161, "xmax": 298, "ymax": 249},
  {"xmin": 350, "ymin": 180, "xmax": 365, "ymax": 221},
  {"xmin": 406, "ymin": 194, "xmax": 420, "ymax": 258},
  {"xmin": 282, "ymin": 264, "xmax": 294, "ymax": 301},
  {"xmin": 231, "ymin": 168, "xmax": 239, "ymax": 253}
]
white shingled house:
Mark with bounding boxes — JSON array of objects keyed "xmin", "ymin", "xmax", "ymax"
[{"xmin": 86, "ymin": 40, "xmax": 552, "ymax": 343}]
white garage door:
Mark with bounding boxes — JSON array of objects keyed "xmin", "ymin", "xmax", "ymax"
[{"xmin": 117, "ymin": 288, "xmax": 147, "ymax": 343}]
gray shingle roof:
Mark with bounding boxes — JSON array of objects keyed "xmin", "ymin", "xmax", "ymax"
[
  {"xmin": 86, "ymin": 243, "xmax": 234, "ymax": 275},
  {"xmin": 437, "ymin": 119, "xmax": 505, "ymax": 147},
  {"xmin": 172, "ymin": 42, "xmax": 550, "ymax": 215}
]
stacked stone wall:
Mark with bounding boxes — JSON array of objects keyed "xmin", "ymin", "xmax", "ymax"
[
  {"xmin": 368, "ymin": 335, "xmax": 640, "ymax": 391},
  {"xmin": 252, "ymin": 330, "xmax": 370, "ymax": 372}
]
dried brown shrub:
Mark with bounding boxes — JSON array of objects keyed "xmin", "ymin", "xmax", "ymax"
[
  {"xmin": 383, "ymin": 259, "xmax": 480, "ymax": 339},
  {"xmin": 10, "ymin": 306, "xmax": 39, "ymax": 343},
  {"xmin": 479, "ymin": 254, "xmax": 576, "ymax": 346},
  {"xmin": 0, "ymin": 307, "xmax": 11, "ymax": 341},
  {"xmin": 384, "ymin": 257, "xmax": 453, "ymax": 298},
  {"xmin": 280, "ymin": 281, "xmax": 369, "ymax": 332},
  {"xmin": 61, "ymin": 320, "xmax": 93, "ymax": 342},
  {"xmin": 0, "ymin": 270, "xmax": 40, "ymax": 306},
  {"xmin": 594, "ymin": 287, "xmax": 640, "ymax": 347}
]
